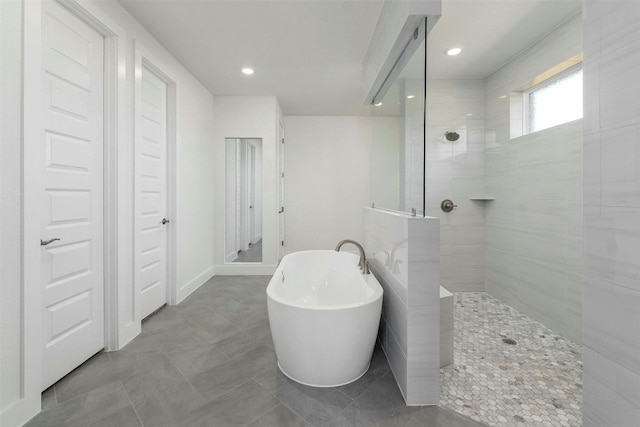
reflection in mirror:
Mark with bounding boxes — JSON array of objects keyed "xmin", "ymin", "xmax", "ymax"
[{"xmin": 225, "ymin": 138, "xmax": 263, "ymax": 263}]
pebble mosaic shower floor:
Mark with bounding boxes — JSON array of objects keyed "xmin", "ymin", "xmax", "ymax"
[{"xmin": 439, "ymin": 292, "xmax": 582, "ymax": 427}]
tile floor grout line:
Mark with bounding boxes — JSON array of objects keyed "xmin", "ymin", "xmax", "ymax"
[
  {"xmin": 168, "ymin": 355, "xmax": 215, "ymax": 405},
  {"xmin": 118, "ymin": 380, "xmax": 145, "ymax": 427},
  {"xmin": 333, "ymin": 386, "xmax": 356, "ymax": 401},
  {"xmin": 278, "ymin": 400, "xmax": 309, "ymax": 427},
  {"xmin": 219, "ymin": 337, "xmax": 273, "ymax": 363},
  {"xmin": 241, "ymin": 400, "xmax": 281, "ymax": 427},
  {"xmin": 335, "ymin": 374, "xmax": 386, "ymax": 416},
  {"xmin": 249, "ymin": 370, "xmax": 318, "ymax": 426}
]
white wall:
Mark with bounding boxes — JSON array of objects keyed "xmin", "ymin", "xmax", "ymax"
[
  {"xmin": 370, "ymin": 116, "xmax": 401, "ymax": 210},
  {"xmin": 583, "ymin": 1, "xmax": 640, "ymax": 424},
  {"xmin": 65, "ymin": 0, "xmax": 216, "ymax": 331},
  {"xmin": 1, "ymin": 0, "xmax": 215, "ymax": 424},
  {"xmin": 213, "ymin": 96, "xmax": 280, "ymax": 274},
  {"xmin": 169, "ymin": 64, "xmax": 216, "ymax": 300},
  {"xmin": 1, "ymin": 1, "xmax": 42, "ymax": 424},
  {"xmin": 483, "ymin": 13, "xmax": 583, "ymax": 343},
  {"xmin": 425, "ymin": 78, "xmax": 486, "ymax": 292},
  {"xmin": 283, "ymin": 116, "xmax": 372, "ymax": 253}
]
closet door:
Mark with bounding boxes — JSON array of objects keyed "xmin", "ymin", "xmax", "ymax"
[
  {"xmin": 136, "ymin": 65, "xmax": 169, "ymax": 319},
  {"xmin": 40, "ymin": 0, "xmax": 105, "ymax": 389}
]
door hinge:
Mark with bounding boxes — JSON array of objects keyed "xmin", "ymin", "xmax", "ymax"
[
  {"xmin": 281, "ymin": 172, "xmax": 284, "ymax": 178},
  {"xmin": 281, "ymin": 138, "xmax": 285, "ymax": 144},
  {"xmin": 281, "ymin": 240, "xmax": 284, "ymax": 246}
]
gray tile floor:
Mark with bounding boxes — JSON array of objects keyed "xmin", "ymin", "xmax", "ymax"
[
  {"xmin": 29, "ymin": 276, "xmax": 485, "ymax": 427},
  {"xmin": 233, "ymin": 240, "xmax": 263, "ymax": 263}
]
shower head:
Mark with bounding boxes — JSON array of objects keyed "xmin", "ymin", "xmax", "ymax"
[{"xmin": 445, "ymin": 131, "xmax": 460, "ymax": 142}]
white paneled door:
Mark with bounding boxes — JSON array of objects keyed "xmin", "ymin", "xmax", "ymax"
[
  {"xmin": 40, "ymin": 1, "xmax": 105, "ymax": 390},
  {"xmin": 137, "ymin": 65, "xmax": 168, "ymax": 319}
]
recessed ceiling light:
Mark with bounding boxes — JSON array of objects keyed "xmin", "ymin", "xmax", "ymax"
[
  {"xmin": 241, "ymin": 67, "xmax": 254, "ymax": 75},
  {"xmin": 407, "ymin": 95, "xmax": 415, "ymax": 99},
  {"xmin": 499, "ymin": 95, "xmax": 507, "ymax": 99},
  {"xmin": 445, "ymin": 47, "xmax": 462, "ymax": 56},
  {"xmin": 374, "ymin": 102, "xmax": 383, "ymax": 106},
  {"xmin": 467, "ymin": 113, "xmax": 473, "ymax": 116}
]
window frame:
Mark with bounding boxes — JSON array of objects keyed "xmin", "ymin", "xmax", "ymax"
[{"xmin": 522, "ymin": 62, "xmax": 583, "ymax": 135}]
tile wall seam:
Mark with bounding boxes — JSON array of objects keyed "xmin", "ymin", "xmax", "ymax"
[{"xmin": 584, "ymin": 344, "xmax": 640, "ymax": 377}]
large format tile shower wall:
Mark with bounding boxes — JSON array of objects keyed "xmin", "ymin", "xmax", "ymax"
[
  {"xmin": 484, "ymin": 120, "xmax": 583, "ymax": 344},
  {"xmin": 484, "ymin": 14, "xmax": 583, "ymax": 344},
  {"xmin": 582, "ymin": 1, "xmax": 640, "ymax": 424},
  {"xmin": 426, "ymin": 78, "xmax": 486, "ymax": 293}
]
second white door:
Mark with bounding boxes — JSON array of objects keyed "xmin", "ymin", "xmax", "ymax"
[{"xmin": 136, "ymin": 64, "xmax": 169, "ymax": 319}]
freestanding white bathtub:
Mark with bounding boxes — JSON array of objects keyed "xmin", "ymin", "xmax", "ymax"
[{"xmin": 267, "ymin": 250, "xmax": 383, "ymax": 387}]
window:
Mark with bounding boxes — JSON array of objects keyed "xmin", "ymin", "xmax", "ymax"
[{"xmin": 526, "ymin": 65, "xmax": 583, "ymax": 133}]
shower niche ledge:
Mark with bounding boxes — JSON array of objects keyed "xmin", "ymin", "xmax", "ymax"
[{"xmin": 469, "ymin": 197, "xmax": 495, "ymax": 201}]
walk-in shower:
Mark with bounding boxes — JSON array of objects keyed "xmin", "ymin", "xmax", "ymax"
[
  {"xmin": 367, "ymin": 3, "xmax": 583, "ymax": 425},
  {"xmin": 420, "ymin": 4, "xmax": 583, "ymax": 426}
]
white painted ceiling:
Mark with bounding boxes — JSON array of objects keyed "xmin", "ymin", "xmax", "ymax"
[
  {"xmin": 118, "ymin": 0, "xmax": 582, "ymax": 115},
  {"xmin": 427, "ymin": 0, "xmax": 582, "ymax": 79}
]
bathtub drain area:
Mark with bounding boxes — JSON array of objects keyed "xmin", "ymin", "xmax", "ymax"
[{"xmin": 440, "ymin": 292, "xmax": 582, "ymax": 427}]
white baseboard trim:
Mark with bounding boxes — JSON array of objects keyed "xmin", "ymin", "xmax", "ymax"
[
  {"xmin": 1, "ymin": 396, "xmax": 40, "ymax": 427},
  {"xmin": 226, "ymin": 251, "xmax": 238, "ymax": 263},
  {"xmin": 109, "ymin": 320, "xmax": 140, "ymax": 351},
  {"xmin": 176, "ymin": 266, "xmax": 215, "ymax": 304},
  {"xmin": 214, "ymin": 264, "xmax": 276, "ymax": 275}
]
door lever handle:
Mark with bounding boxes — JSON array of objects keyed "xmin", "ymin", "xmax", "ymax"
[
  {"xmin": 40, "ymin": 238, "xmax": 61, "ymax": 246},
  {"xmin": 278, "ymin": 207, "xmax": 284, "ymax": 213},
  {"xmin": 161, "ymin": 218, "xmax": 170, "ymax": 225}
]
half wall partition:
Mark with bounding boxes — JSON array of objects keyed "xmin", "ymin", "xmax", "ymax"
[{"xmin": 364, "ymin": 13, "xmax": 443, "ymax": 405}]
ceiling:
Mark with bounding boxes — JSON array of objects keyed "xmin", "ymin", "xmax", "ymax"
[
  {"xmin": 427, "ymin": 0, "xmax": 582, "ymax": 79},
  {"xmin": 118, "ymin": 0, "xmax": 582, "ymax": 116}
]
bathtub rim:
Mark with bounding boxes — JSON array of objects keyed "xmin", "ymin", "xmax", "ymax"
[
  {"xmin": 266, "ymin": 250, "xmax": 383, "ymax": 311},
  {"xmin": 277, "ymin": 361, "xmax": 371, "ymax": 388}
]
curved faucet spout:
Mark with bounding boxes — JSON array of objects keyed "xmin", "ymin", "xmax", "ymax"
[{"xmin": 335, "ymin": 239, "xmax": 370, "ymax": 274}]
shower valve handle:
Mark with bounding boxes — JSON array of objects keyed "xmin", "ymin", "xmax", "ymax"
[{"xmin": 441, "ymin": 199, "xmax": 457, "ymax": 213}]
